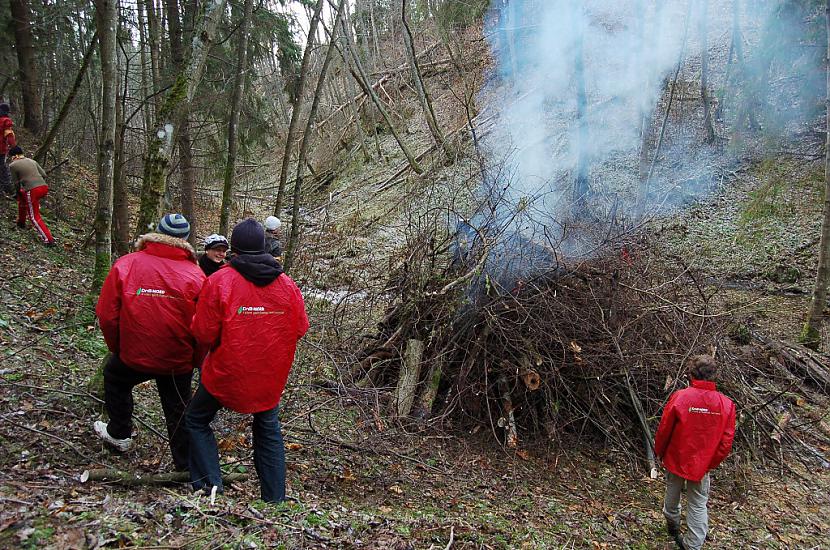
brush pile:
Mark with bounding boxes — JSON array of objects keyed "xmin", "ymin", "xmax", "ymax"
[{"xmin": 351, "ymin": 229, "xmax": 830, "ymax": 468}]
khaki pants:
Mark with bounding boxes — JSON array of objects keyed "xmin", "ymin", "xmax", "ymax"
[{"xmin": 663, "ymin": 471, "xmax": 710, "ymax": 550}]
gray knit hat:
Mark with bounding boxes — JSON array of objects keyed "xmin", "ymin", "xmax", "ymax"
[{"xmin": 157, "ymin": 213, "xmax": 190, "ymax": 239}]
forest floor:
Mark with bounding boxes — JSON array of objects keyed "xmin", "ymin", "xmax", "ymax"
[{"xmin": 2, "ymin": 153, "xmax": 830, "ymax": 549}]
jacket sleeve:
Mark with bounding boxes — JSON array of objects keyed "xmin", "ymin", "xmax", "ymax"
[
  {"xmin": 96, "ymin": 264, "xmax": 122, "ymax": 354},
  {"xmin": 293, "ymin": 284, "xmax": 309, "ymax": 339},
  {"xmin": 36, "ymin": 161, "xmax": 46, "ymax": 180},
  {"xmin": 3, "ymin": 119, "xmax": 15, "ymax": 150},
  {"xmin": 708, "ymin": 400, "xmax": 736, "ymax": 470},
  {"xmin": 191, "ymin": 279, "xmax": 223, "ymax": 350},
  {"xmin": 654, "ymin": 392, "xmax": 679, "ymax": 459}
]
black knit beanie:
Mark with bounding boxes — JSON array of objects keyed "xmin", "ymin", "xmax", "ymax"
[
  {"xmin": 8, "ymin": 145, "xmax": 22, "ymax": 157},
  {"xmin": 0, "ymin": 103, "xmax": 9, "ymax": 115},
  {"xmin": 230, "ymin": 218, "xmax": 266, "ymax": 254}
]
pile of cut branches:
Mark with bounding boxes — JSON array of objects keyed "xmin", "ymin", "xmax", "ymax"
[{"xmin": 351, "ymin": 230, "xmax": 830, "ymax": 469}]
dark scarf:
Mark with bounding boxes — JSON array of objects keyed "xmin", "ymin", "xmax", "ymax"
[
  {"xmin": 198, "ymin": 254, "xmax": 224, "ymax": 276},
  {"xmin": 230, "ymin": 253, "xmax": 283, "ymax": 286}
]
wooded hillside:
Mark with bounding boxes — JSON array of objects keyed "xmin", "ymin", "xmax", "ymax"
[{"xmin": 1, "ymin": 0, "xmax": 830, "ymax": 548}]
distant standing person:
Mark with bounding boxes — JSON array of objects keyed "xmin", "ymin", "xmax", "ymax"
[
  {"xmin": 188, "ymin": 218, "xmax": 308, "ymax": 502},
  {"xmin": 654, "ymin": 355, "xmax": 736, "ymax": 550},
  {"xmin": 264, "ymin": 216, "xmax": 283, "ymax": 261},
  {"xmin": 198, "ymin": 234, "xmax": 229, "ymax": 276},
  {"xmin": 9, "ymin": 146, "xmax": 54, "ymax": 247},
  {"xmin": 0, "ymin": 102, "xmax": 17, "ymax": 197},
  {"xmin": 95, "ymin": 214, "xmax": 206, "ymax": 471}
]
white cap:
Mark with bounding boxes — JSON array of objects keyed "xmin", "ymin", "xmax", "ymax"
[{"xmin": 264, "ymin": 216, "xmax": 281, "ymax": 231}]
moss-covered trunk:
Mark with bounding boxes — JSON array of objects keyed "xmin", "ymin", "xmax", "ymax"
[{"xmin": 133, "ymin": 0, "xmax": 228, "ymax": 238}]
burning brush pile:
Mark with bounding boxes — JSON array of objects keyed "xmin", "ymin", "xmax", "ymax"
[{"xmin": 352, "ymin": 226, "xmax": 830, "ymax": 469}]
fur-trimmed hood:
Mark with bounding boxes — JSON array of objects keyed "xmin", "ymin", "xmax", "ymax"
[{"xmin": 136, "ymin": 232, "xmax": 197, "ymax": 262}]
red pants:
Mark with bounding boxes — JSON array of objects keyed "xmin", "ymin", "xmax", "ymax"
[{"xmin": 17, "ymin": 186, "xmax": 54, "ymax": 243}]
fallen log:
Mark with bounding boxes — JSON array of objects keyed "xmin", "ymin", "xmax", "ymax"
[{"xmin": 80, "ymin": 469, "xmax": 248, "ymax": 487}]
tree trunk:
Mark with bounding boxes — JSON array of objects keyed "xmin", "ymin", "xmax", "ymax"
[
  {"xmin": 401, "ymin": 0, "xmax": 450, "ymax": 158},
  {"xmin": 134, "ymin": 0, "xmax": 227, "ymax": 238},
  {"xmin": 284, "ymin": 0, "xmax": 346, "ymax": 271},
  {"xmin": 92, "ymin": 0, "xmax": 118, "ymax": 293},
  {"xmin": 274, "ymin": 0, "xmax": 325, "ymax": 217},
  {"xmin": 699, "ymin": 0, "xmax": 715, "ymax": 144},
  {"xmin": 137, "ymin": 0, "xmax": 153, "ymax": 131},
  {"xmin": 800, "ymin": 1, "xmax": 830, "ymax": 350},
  {"xmin": 10, "ymin": 0, "xmax": 43, "ymax": 135},
  {"xmin": 395, "ymin": 339, "xmax": 424, "ymax": 417},
  {"xmin": 219, "ymin": 0, "xmax": 255, "ymax": 235},
  {"xmin": 35, "ymin": 31, "xmax": 98, "ymax": 163},
  {"xmin": 112, "ymin": 48, "xmax": 130, "ymax": 257},
  {"xmin": 340, "ymin": 8, "xmax": 423, "ymax": 175},
  {"xmin": 144, "ymin": 0, "xmax": 162, "ymax": 104},
  {"xmin": 573, "ymin": 25, "xmax": 589, "ymax": 211}
]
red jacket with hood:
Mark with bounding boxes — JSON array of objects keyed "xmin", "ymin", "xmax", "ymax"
[
  {"xmin": 654, "ymin": 379, "xmax": 736, "ymax": 482},
  {"xmin": 96, "ymin": 233, "xmax": 206, "ymax": 375},
  {"xmin": 191, "ymin": 264, "xmax": 308, "ymax": 414}
]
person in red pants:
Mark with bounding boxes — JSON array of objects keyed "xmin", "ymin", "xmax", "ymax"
[{"xmin": 9, "ymin": 146, "xmax": 55, "ymax": 246}]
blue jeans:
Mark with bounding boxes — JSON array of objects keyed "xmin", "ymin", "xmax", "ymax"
[{"xmin": 186, "ymin": 384, "xmax": 286, "ymax": 502}]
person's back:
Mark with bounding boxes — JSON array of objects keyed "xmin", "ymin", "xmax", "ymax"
[
  {"xmin": 654, "ymin": 380, "xmax": 735, "ymax": 482},
  {"xmin": 654, "ymin": 355, "xmax": 735, "ymax": 550},
  {"xmin": 9, "ymin": 156, "xmax": 46, "ymax": 192},
  {"xmin": 193, "ymin": 252, "xmax": 306, "ymax": 412},
  {"xmin": 188, "ymin": 218, "xmax": 308, "ymax": 502},
  {"xmin": 97, "ymin": 232, "xmax": 205, "ymax": 374}
]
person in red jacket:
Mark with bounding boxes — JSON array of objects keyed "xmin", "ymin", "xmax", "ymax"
[
  {"xmin": 94, "ymin": 214, "xmax": 206, "ymax": 471},
  {"xmin": 0, "ymin": 103, "xmax": 17, "ymax": 197},
  {"xmin": 654, "ymin": 355, "xmax": 736, "ymax": 550},
  {"xmin": 187, "ymin": 218, "xmax": 308, "ymax": 502}
]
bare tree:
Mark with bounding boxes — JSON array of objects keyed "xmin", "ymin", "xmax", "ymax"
[
  {"xmin": 134, "ymin": 0, "xmax": 227, "ymax": 238},
  {"xmin": 801, "ymin": 1, "xmax": 830, "ymax": 349},
  {"xmin": 401, "ymin": 0, "xmax": 450, "ymax": 157},
  {"xmin": 699, "ymin": 0, "xmax": 716, "ymax": 144},
  {"xmin": 274, "ymin": 0, "xmax": 326, "ymax": 217},
  {"xmin": 284, "ymin": 0, "xmax": 347, "ymax": 271},
  {"xmin": 10, "ymin": 0, "xmax": 43, "ymax": 135},
  {"xmin": 219, "ymin": 0, "xmax": 255, "ymax": 235},
  {"xmin": 92, "ymin": 0, "xmax": 118, "ymax": 292}
]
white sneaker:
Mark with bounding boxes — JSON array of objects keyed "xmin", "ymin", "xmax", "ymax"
[{"xmin": 94, "ymin": 420, "xmax": 132, "ymax": 452}]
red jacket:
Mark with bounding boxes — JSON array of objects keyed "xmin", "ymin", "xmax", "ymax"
[
  {"xmin": 191, "ymin": 266, "xmax": 309, "ymax": 414},
  {"xmin": 0, "ymin": 115, "xmax": 16, "ymax": 155},
  {"xmin": 654, "ymin": 379, "xmax": 736, "ymax": 482},
  {"xmin": 96, "ymin": 234, "xmax": 206, "ymax": 375}
]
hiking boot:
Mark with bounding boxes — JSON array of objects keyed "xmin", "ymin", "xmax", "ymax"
[
  {"xmin": 45, "ymin": 241, "xmax": 57, "ymax": 248},
  {"xmin": 674, "ymin": 534, "xmax": 688, "ymax": 550},
  {"xmin": 93, "ymin": 420, "xmax": 132, "ymax": 452},
  {"xmin": 15, "ymin": 221, "xmax": 24, "ymax": 229},
  {"xmin": 665, "ymin": 520, "xmax": 680, "ymax": 538}
]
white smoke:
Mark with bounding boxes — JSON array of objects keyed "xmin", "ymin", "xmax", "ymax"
[{"xmin": 478, "ymin": 0, "xmax": 821, "ymax": 233}]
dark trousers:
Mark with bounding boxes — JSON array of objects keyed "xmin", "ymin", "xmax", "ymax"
[
  {"xmin": 186, "ymin": 384, "xmax": 286, "ymax": 502},
  {"xmin": 0, "ymin": 160, "xmax": 11, "ymax": 196},
  {"xmin": 103, "ymin": 354, "xmax": 192, "ymax": 471}
]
